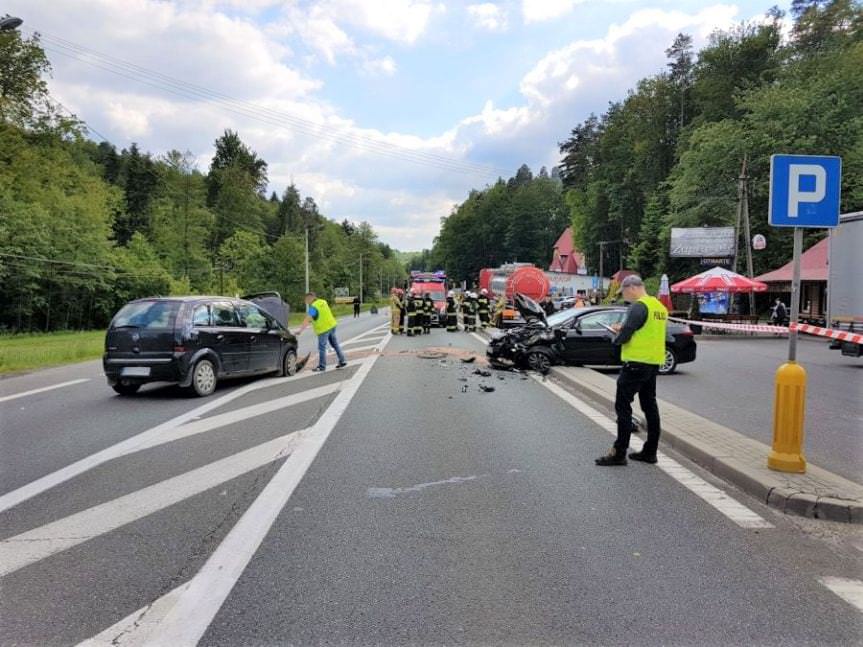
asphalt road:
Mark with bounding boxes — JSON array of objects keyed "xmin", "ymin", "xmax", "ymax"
[
  {"xmin": 1, "ymin": 321, "xmax": 861, "ymax": 646},
  {"xmin": 649, "ymin": 335, "xmax": 862, "ymax": 483}
]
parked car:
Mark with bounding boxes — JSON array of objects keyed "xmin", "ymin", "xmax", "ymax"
[
  {"xmin": 103, "ymin": 293, "xmax": 300, "ymax": 397},
  {"xmin": 486, "ymin": 294, "xmax": 696, "ymax": 375}
]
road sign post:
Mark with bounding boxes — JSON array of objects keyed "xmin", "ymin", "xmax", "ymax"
[{"xmin": 766, "ymin": 155, "xmax": 841, "ymax": 474}]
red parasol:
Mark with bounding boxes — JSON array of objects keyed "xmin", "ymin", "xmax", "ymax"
[{"xmin": 671, "ymin": 266, "xmax": 768, "ymax": 294}]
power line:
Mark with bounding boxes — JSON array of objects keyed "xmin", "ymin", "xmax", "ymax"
[{"xmin": 31, "ymin": 29, "xmax": 510, "ymax": 178}]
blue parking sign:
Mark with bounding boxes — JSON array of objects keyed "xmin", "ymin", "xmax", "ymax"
[{"xmin": 769, "ymin": 155, "xmax": 841, "ymax": 228}]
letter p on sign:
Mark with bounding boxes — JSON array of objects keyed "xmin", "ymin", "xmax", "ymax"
[{"xmin": 769, "ymin": 155, "xmax": 841, "ymax": 228}]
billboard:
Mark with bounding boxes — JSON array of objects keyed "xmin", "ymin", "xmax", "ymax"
[{"xmin": 670, "ymin": 227, "xmax": 736, "ymax": 258}]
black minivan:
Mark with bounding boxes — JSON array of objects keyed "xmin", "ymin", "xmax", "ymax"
[{"xmin": 103, "ymin": 293, "xmax": 300, "ymax": 397}]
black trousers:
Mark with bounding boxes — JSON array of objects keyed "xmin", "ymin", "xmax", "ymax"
[{"xmin": 614, "ymin": 362, "xmax": 661, "ymax": 457}]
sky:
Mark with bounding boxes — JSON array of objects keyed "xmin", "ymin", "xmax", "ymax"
[{"xmin": 8, "ymin": 0, "xmax": 789, "ymax": 251}]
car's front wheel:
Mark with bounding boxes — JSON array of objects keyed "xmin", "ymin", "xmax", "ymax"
[
  {"xmin": 524, "ymin": 348, "xmax": 553, "ymax": 374},
  {"xmin": 189, "ymin": 359, "xmax": 217, "ymax": 397},
  {"xmin": 112, "ymin": 382, "xmax": 140, "ymax": 396},
  {"xmin": 658, "ymin": 348, "xmax": 678, "ymax": 375},
  {"xmin": 279, "ymin": 349, "xmax": 298, "ymax": 377}
]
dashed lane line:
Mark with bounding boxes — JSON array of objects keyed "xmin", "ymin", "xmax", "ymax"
[
  {"xmin": 0, "ymin": 430, "xmax": 302, "ymax": 577},
  {"xmin": 0, "ymin": 324, "xmax": 381, "ymax": 515},
  {"xmin": 81, "ymin": 333, "xmax": 392, "ymax": 646},
  {"xmin": 819, "ymin": 577, "xmax": 863, "ymax": 613},
  {"xmin": 0, "ymin": 379, "xmax": 90, "ymax": 404},
  {"xmin": 466, "ymin": 331, "xmax": 772, "ymax": 530}
]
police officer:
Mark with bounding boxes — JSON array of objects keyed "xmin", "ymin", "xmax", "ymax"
[
  {"xmin": 422, "ymin": 292, "xmax": 434, "ymax": 334},
  {"xmin": 390, "ymin": 288, "xmax": 402, "ymax": 335},
  {"xmin": 477, "ymin": 289, "xmax": 491, "ymax": 328},
  {"xmin": 596, "ymin": 275, "xmax": 667, "ymax": 466},
  {"xmin": 405, "ymin": 289, "xmax": 418, "ymax": 337},
  {"xmin": 445, "ymin": 291, "xmax": 458, "ymax": 332}
]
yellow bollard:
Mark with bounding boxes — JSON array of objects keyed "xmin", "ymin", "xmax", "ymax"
[{"xmin": 767, "ymin": 361, "xmax": 807, "ymax": 473}]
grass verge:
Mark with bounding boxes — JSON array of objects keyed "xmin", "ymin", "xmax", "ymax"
[{"xmin": 0, "ymin": 330, "xmax": 105, "ymax": 375}]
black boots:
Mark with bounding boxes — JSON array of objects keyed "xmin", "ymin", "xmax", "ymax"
[{"xmin": 595, "ymin": 448, "xmax": 627, "ymax": 466}]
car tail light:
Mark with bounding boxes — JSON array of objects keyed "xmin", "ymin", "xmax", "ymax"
[{"xmin": 173, "ymin": 345, "xmax": 186, "ymax": 353}]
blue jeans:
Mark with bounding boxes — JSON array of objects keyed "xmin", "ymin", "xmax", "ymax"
[{"xmin": 317, "ymin": 327, "xmax": 346, "ymax": 369}]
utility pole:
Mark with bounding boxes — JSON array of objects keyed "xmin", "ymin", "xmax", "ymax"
[
  {"xmin": 359, "ymin": 254, "xmax": 364, "ymax": 305},
  {"xmin": 598, "ymin": 242, "xmax": 605, "ymax": 299},
  {"xmin": 735, "ymin": 157, "xmax": 756, "ymax": 314},
  {"xmin": 304, "ymin": 225, "xmax": 310, "ymax": 294}
]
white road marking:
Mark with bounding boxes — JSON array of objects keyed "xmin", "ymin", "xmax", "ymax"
[
  {"xmin": 0, "ymin": 326, "xmax": 379, "ymax": 514},
  {"xmin": 0, "ymin": 379, "xmax": 90, "ymax": 404},
  {"xmin": 76, "ymin": 339, "xmax": 394, "ymax": 647},
  {"xmin": 137, "ymin": 382, "xmax": 341, "ymax": 452},
  {"xmin": 0, "ymin": 431, "xmax": 302, "ymax": 577},
  {"xmin": 114, "ymin": 333, "xmax": 389, "ymax": 646},
  {"xmin": 330, "ymin": 342, "xmax": 381, "ymax": 355},
  {"xmin": 536, "ymin": 376, "xmax": 773, "ymax": 529},
  {"xmin": 819, "ymin": 577, "xmax": 863, "ymax": 613}
]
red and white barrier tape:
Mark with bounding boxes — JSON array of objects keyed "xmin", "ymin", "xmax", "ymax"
[
  {"xmin": 669, "ymin": 317, "xmax": 788, "ymax": 334},
  {"xmin": 668, "ymin": 317, "xmax": 863, "ymax": 344},
  {"xmin": 790, "ymin": 322, "xmax": 863, "ymax": 345}
]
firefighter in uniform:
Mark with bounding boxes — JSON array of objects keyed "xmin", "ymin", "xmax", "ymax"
[
  {"xmin": 398, "ymin": 288, "xmax": 407, "ymax": 333},
  {"xmin": 412, "ymin": 291, "xmax": 425, "ymax": 336},
  {"xmin": 477, "ymin": 289, "xmax": 491, "ymax": 328},
  {"xmin": 462, "ymin": 292, "xmax": 477, "ymax": 332},
  {"xmin": 389, "ymin": 288, "xmax": 402, "ymax": 334},
  {"xmin": 445, "ymin": 291, "xmax": 458, "ymax": 332},
  {"xmin": 493, "ymin": 294, "xmax": 506, "ymax": 328},
  {"xmin": 405, "ymin": 289, "xmax": 418, "ymax": 336},
  {"xmin": 596, "ymin": 275, "xmax": 668, "ymax": 467},
  {"xmin": 422, "ymin": 293, "xmax": 434, "ymax": 334}
]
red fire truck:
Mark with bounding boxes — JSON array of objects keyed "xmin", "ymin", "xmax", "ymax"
[{"xmin": 409, "ymin": 271, "xmax": 448, "ymax": 327}]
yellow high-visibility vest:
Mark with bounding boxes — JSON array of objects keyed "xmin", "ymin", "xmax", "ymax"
[
  {"xmin": 620, "ymin": 295, "xmax": 668, "ymax": 365},
  {"xmin": 310, "ymin": 298, "xmax": 337, "ymax": 335}
]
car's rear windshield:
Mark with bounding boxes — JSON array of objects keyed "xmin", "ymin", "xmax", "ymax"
[{"xmin": 111, "ymin": 300, "xmax": 181, "ymax": 330}]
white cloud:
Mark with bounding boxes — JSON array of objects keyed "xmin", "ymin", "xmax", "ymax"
[
  {"xmin": 522, "ymin": 0, "xmax": 581, "ymax": 23},
  {"xmin": 6, "ymin": 0, "xmax": 749, "ymax": 250},
  {"xmin": 361, "ymin": 55, "xmax": 398, "ymax": 76},
  {"xmin": 467, "ymin": 3, "xmax": 508, "ymax": 32}
]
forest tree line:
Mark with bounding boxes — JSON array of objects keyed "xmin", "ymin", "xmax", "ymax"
[
  {"xmin": 0, "ymin": 29, "xmax": 406, "ymax": 332},
  {"xmin": 422, "ymin": 0, "xmax": 862, "ymax": 285}
]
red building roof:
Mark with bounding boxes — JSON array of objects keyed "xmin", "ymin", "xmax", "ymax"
[
  {"xmin": 549, "ymin": 227, "xmax": 585, "ymax": 274},
  {"xmin": 754, "ymin": 237, "xmax": 829, "ymax": 283}
]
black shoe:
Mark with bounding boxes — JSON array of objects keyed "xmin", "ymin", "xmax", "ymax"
[
  {"xmin": 595, "ymin": 448, "xmax": 627, "ymax": 466},
  {"xmin": 312, "ymin": 366, "xmax": 326, "ymax": 373},
  {"xmin": 628, "ymin": 451, "xmax": 657, "ymax": 464},
  {"xmin": 336, "ymin": 362, "xmax": 347, "ymax": 369}
]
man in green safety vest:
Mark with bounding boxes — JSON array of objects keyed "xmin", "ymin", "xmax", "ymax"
[
  {"xmin": 295, "ymin": 292, "xmax": 347, "ymax": 373},
  {"xmin": 596, "ymin": 275, "xmax": 667, "ymax": 466}
]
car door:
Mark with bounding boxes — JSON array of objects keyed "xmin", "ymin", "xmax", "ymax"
[
  {"xmin": 210, "ymin": 301, "xmax": 249, "ymax": 374},
  {"xmin": 563, "ymin": 310, "xmax": 625, "ymax": 365},
  {"xmin": 237, "ymin": 301, "xmax": 280, "ymax": 372}
]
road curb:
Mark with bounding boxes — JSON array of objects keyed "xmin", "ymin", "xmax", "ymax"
[{"xmin": 546, "ymin": 364, "xmax": 863, "ymax": 525}]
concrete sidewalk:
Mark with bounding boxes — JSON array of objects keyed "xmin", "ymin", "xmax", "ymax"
[{"xmin": 549, "ymin": 365, "xmax": 863, "ymax": 524}]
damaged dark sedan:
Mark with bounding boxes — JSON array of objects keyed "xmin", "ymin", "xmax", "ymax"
[{"xmin": 486, "ymin": 294, "xmax": 696, "ymax": 375}]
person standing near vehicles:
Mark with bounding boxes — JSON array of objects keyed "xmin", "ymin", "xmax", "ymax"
[
  {"xmin": 463, "ymin": 292, "xmax": 478, "ymax": 332},
  {"xmin": 352, "ymin": 295, "xmax": 361, "ymax": 318},
  {"xmin": 445, "ymin": 291, "xmax": 458, "ymax": 332},
  {"xmin": 423, "ymin": 292, "xmax": 434, "ymax": 334},
  {"xmin": 477, "ymin": 289, "xmax": 491, "ymax": 328},
  {"xmin": 405, "ymin": 289, "xmax": 418, "ymax": 337},
  {"xmin": 390, "ymin": 288, "xmax": 402, "ymax": 334},
  {"xmin": 771, "ymin": 298, "xmax": 788, "ymax": 325},
  {"xmin": 295, "ymin": 292, "xmax": 347, "ymax": 373},
  {"xmin": 493, "ymin": 294, "xmax": 506, "ymax": 328},
  {"xmin": 595, "ymin": 275, "xmax": 667, "ymax": 466}
]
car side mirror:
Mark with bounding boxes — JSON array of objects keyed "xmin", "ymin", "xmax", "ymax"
[{"xmin": 573, "ymin": 322, "xmax": 582, "ymax": 334}]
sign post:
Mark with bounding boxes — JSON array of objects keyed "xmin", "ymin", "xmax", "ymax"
[{"xmin": 767, "ymin": 154, "xmax": 841, "ymax": 473}]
